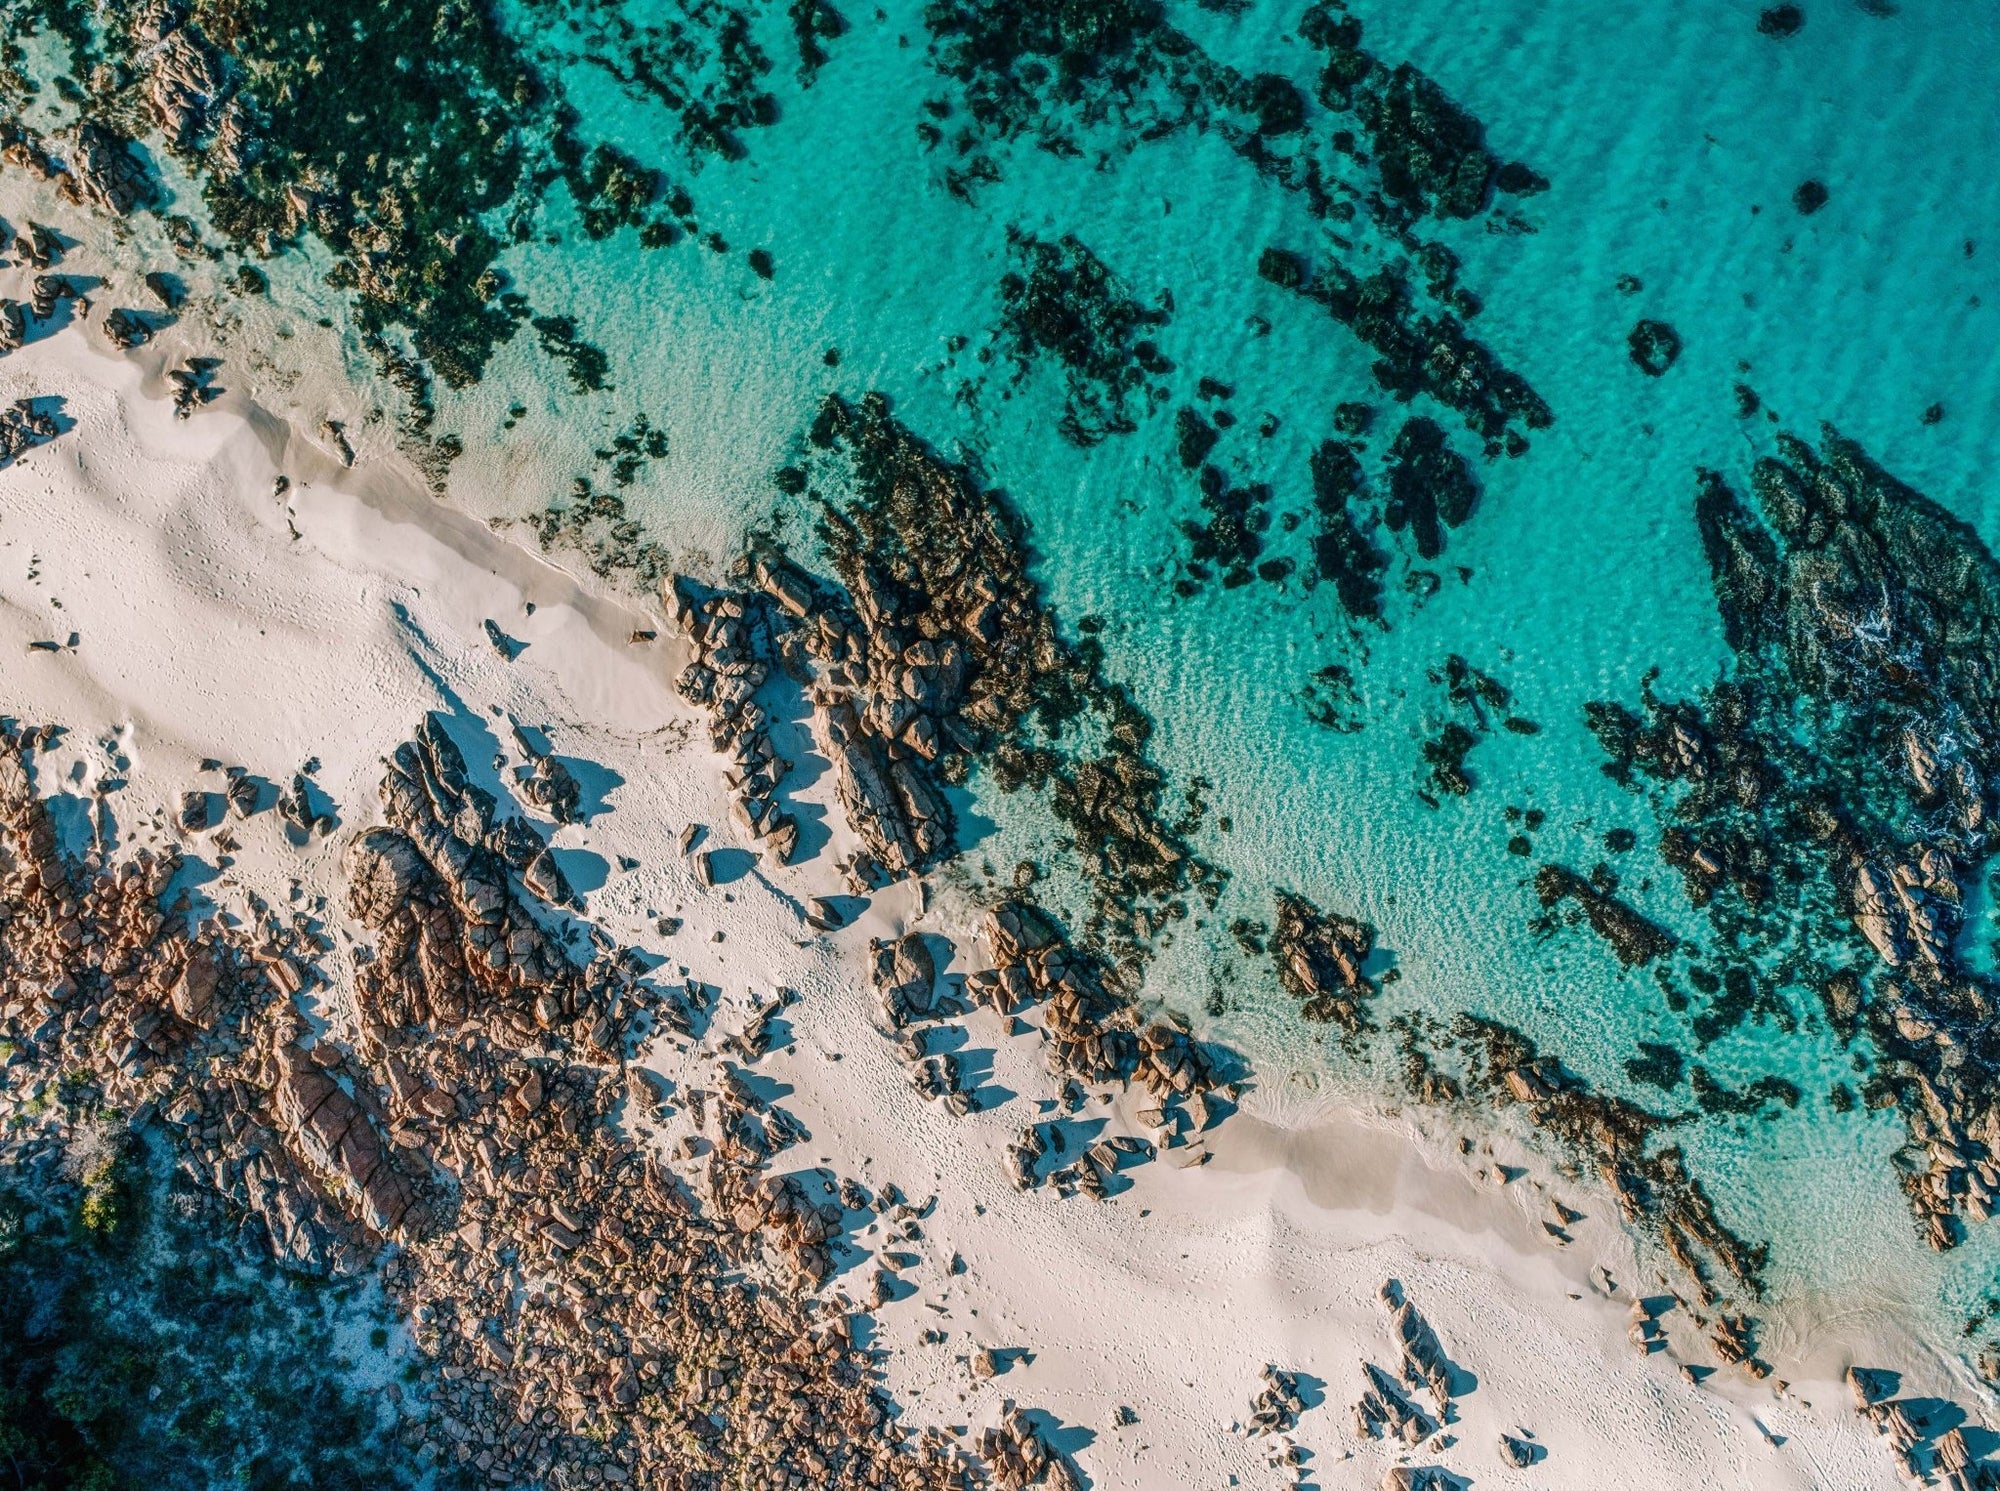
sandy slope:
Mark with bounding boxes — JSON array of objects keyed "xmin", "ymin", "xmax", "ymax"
[{"xmin": 0, "ymin": 288, "xmax": 1917, "ymax": 1490}]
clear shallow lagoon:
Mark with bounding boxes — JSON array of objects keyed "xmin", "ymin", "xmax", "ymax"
[{"xmin": 358, "ymin": 0, "xmax": 2000, "ymax": 1350}]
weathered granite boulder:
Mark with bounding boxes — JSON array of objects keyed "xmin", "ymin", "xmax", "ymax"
[{"xmin": 1271, "ymin": 889, "xmax": 1378, "ymax": 1030}]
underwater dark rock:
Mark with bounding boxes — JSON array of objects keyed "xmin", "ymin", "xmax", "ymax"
[
  {"xmin": 1309, "ymin": 437, "xmax": 1387, "ymax": 618},
  {"xmin": 1628, "ymin": 319, "xmax": 1682, "ymax": 376},
  {"xmin": 1757, "ymin": 4, "xmax": 1806, "ymax": 37},
  {"xmin": 996, "ymin": 229, "xmax": 1169, "ymax": 446},
  {"xmin": 1268, "ymin": 252, "xmax": 1552, "ymax": 448},
  {"xmin": 1534, "ymin": 864, "xmax": 1676, "ymax": 967},
  {"xmin": 1384, "ymin": 416, "xmax": 1479, "ymax": 560}
]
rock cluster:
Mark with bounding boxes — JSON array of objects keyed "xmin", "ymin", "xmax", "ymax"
[
  {"xmin": 668, "ymin": 577, "xmax": 805, "ymax": 865},
  {"xmin": 1353, "ymin": 1360, "xmax": 1434, "ymax": 1444},
  {"xmin": 976, "ymin": 1403, "xmax": 1083, "ymax": 1491},
  {"xmin": 145, "ymin": 20, "xmax": 231, "ymax": 151},
  {"xmin": 1262, "ymin": 248, "xmax": 1552, "ymax": 452},
  {"xmin": 970, "ymin": 900, "xmax": 1218, "ymax": 1107},
  {"xmin": 0, "ymin": 398, "xmax": 60, "ymax": 465},
  {"xmin": 102, "ymin": 307, "xmax": 155, "ymax": 350},
  {"xmin": 1627, "ymin": 318, "xmax": 1682, "ymax": 376},
  {"xmin": 12, "ymin": 220, "xmax": 60, "ymax": 268},
  {"xmin": 0, "ymin": 723, "xmax": 397, "ymax": 1278},
  {"xmin": 1350, "ymin": 1284, "xmax": 1461, "ymax": 1449},
  {"xmin": 1384, "ymin": 1283, "xmax": 1455, "ymax": 1411},
  {"xmin": 994, "ymin": 226, "xmax": 1171, "ymax": 447},
  {"xmin": 1384, "ymin": 414, "xmax": 1479, "ymax": 560},
  {"xmin": 1249, "ymin": 1364, "xmax": 1307, "ymax": 1433},
  {"xmin": 1308, "ymin": 434, "xmax": 1388, "ymax": 619},
  {"xmin": 0, "ymin": 715, "xmax": 982, "ymax": 1489},
  {"xmin": 1270, "ymin": 889, "xmax": 1379, "ymax": 1032},
  {"xmin": 1848, "ymin": 1367, "xmax": 1997, "ymax": 1490}
]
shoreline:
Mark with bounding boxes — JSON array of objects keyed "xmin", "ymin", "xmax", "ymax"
[{"xmin": 0, "ymin": 260, "xmax": 1922, "ymax": 1488}]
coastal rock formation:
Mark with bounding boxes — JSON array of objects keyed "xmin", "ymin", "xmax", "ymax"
[
  {"xmin": 0, "ymin": 713, "xmax": 982, "ymax": 1489},
  {"xmin": 673, "ymin": 396, "xmax": 1216, "ymax": 974},
  {"xmin": 1589, "ymin": 431, "xmax": 2000, "ymax": 1258},
  {"xmin": 1309, "ymin": 435, "xmax": 1389, "ymax": 619},
  {"xmin": 1627, "ymin": 318, "xmax": 1682, "ymax": 376},
  {"xmin": 1262, "ymin": 247, "xmax": 1552, "ymax": 450},
  {"xmin": 1270, "ymin": 889, "xmax": 1379, "ymax": 1032},
  {"xmin": 0, "ymin": 398, "xmax": 60, "ymax": 465},
  {"xmin": 345, "ymin": 715, "xmax": 591, "ymax": 1039},
  {"xmin": 1384, "ymin": 1283, "xmax": 1457, "ymax": 1412},
  {"xmin": 995, "ymin": 227, "xmax": 1170, "ymax": 447},
  {"xmin": 1402, "ymin": 1015, "xmax": 1771, "ymax": 1319},
  {"xmin": 872, "ymin": 932, "xmax": 938, "ymax": 1027}
]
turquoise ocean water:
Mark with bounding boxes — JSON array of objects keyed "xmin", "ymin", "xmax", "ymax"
[{"xmin": 388, "ymin": 0, "xmax": 2000, "ymax": 1348}]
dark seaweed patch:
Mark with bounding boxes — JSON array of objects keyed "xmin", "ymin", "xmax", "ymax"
[{"xmin": 994, "ymin": 229, "xmax": 1169, "ymax": 446}]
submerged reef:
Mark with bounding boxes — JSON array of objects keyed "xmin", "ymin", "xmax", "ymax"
[
  {"xmin": 994, "ymin": 227, "xmax": 1171, "ymax": 446},
  {"xmin": 0, "ymin": 0, "xmax": 796, "ymax": 408},
  {"xmin": 1260, "ymin": 248, "xmax": 1552, "ymax": 453},
  {"xmin": 1589, "ymin": 429, "xmax": 2000, "ymax": 1258},
  {"xmin": 920, "ymin": 0, "xmax": 1544, "ymax": 230}
]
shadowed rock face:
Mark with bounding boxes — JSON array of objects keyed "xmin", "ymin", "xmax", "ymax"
[
  {"xmin": 1590, "ymin": 429, "xmax": 2000, "ymax": 1253},
  {"xmin": 55, "ymin": 120, "xmax": 157, "ymax": 217}
]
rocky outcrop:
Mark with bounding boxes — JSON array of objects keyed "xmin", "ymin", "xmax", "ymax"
[
  {"xmin": 799, "ymin": 396, "xmax": 1216, "ymax": 957},
  {"xmin": 668, "ymin": 577, "xmax": 804, "ymax": 865},
  {"xmin": 1270, "ymin": 889, "xmax": 1378, "ymax": 1031},
  {"xmin": 1384, "ymin": 1283, "xmax": 1455, "ymax": 1412},
  {"xmin": 1354, "ymin": 1361, "xmax": 1434, "ymax": 1444},
  {"xmin": 1588, "ymin": 432, "xmax": 2000, "ymax": 1258},
  {"xmin": 101, "ymin": 307, "xmax": 154, "ymax": 350},
  {"xmin": 0, "ymin": 399, "xmax": 59, "ymax": 466},
  {"xmin": 269, "ymin": 1036, "xmax": 423, "ymax": 1237},
  {"xmin": 146, "ymin": 25, "xmax": 229, "ymax": 149},
  {"xmin": 345, "ymin": 715, "xmax": 597, "ymax": 1041},
  {"xmin": 56, "ymin": 121, "xmax": 156, "ymax": 216},
  {"xmin": 871, "ymin": 932, "xmax": 938, "ymax": 1028}
]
